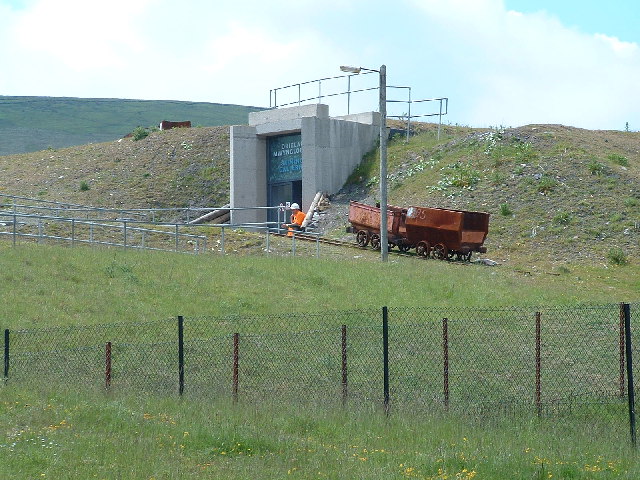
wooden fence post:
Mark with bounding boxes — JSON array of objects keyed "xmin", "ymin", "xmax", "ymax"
[
  {"xmin": 342, "ymin": 325, "xmax": 348, "ymax": 405},
  {"xmin": 105, "ymin": 342, "xmax": 112, "ymax": 390},
  {"xmin": 233, "ymin": 333, "xmax": 239, "ymax": 403}
]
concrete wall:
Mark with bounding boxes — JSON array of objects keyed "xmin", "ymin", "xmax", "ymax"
[
  {"xmin": 230, "ymin": 104, "xmax": 380, "ymax": 226},
  {"xmin": 249, "ymin": 103, "xmax": 329, "ymax": 129},
  {"xmin": 230, "ymin": 125, "xmax": 267, "ymax": 226},
  {"xmin": 301, "ymin": 115, "xmax": 380, "ymax": 208}
]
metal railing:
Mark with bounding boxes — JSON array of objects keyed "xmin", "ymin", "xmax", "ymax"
[
  {"xmin": 0, "ymin": 212, "xmax": 208, "ymax": 254},
  {"xmin": 269, "ymin": 74, "xmax": 448, "ymax": 139},
  {"xmin": 0, "ymin": 202, "xmax": 326, "ymax": 257}
]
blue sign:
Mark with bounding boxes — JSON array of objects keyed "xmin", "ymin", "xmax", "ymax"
[{"xmin": 268, "ymin": 134, "xmax": 302, "ymax": 183}]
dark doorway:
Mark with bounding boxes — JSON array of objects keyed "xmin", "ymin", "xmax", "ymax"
[{"xmin": 268, "ymin": 180, "xmax": 302, "ymax": 226}]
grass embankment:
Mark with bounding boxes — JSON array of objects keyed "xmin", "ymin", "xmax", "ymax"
[
  {"xmin": 1, "ymin": 388, "xmax": 636, "ymax": 479},
  {"xmin": 342, "ymin": 123, "xmax": 640, "ymax": 269},
  {"xmin": 0, "ymin": 243, "xmax": 637, "ymax": 329}
]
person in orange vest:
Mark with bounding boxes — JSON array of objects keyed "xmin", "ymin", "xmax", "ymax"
[{"xmin": 283, "ymin": 203, "xmax": 306, "ymax": 237}]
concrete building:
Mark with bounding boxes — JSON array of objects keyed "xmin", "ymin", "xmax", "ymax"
[{"xmin": 230, "ymin": 104, "xmax": 380, "ymax": 226}]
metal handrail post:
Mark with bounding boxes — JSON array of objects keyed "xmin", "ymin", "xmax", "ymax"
[
  {"xmin": 407, "ymin": 87, "xmax": 411, "ymax": 142},
  {"xmin": 438, "ymin": 99, "xmax": 443, "ymax": 140},
  {"xmin": 347, "ymin": 75, "xmax": 351, "ymax": 114}
]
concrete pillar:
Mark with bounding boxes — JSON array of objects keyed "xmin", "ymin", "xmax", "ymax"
[{"xmin": 230, "ymin": 125, "xmax": 266, "ymax": 225}]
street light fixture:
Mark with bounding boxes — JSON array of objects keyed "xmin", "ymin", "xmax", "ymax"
[
  {"xmin": 339, "ymin": 65, "xmax": 362, "ymax": 74},
  {"xmin": 340, "ymin": 64, "xmax": 388, "ymax": 262}
]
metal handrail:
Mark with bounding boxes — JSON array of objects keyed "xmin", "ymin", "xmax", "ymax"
[
  {"xmin": 0, "ymin": 197, "xmax": 285, "ymax": 225},
  {"xmin": 0, "ymin": 209, "xmax": 325, "ymax": 258},
  {"xmin": 268, "ymin": 74, "xmax": 448, "ymax": 139}
]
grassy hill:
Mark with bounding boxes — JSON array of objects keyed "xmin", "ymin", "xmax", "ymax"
[
  {"xmin": 0, "ymin": 119, "xmax": 639, "ymax": 268},
  {"xmin": 0, "ymin": 96, "xmax": 264, "ymax": 155},
  {"xmin": 327, "ymin": 122, "xmax": 640, "ymax": 269},
  {"xmin": 0, "ymin": 125, "xmax": 231, "ymax": 209}
]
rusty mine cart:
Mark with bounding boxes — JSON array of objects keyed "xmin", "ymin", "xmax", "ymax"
[{"xmin": 347, "ymin": 200, "xmax": 490, "ymax": 261}]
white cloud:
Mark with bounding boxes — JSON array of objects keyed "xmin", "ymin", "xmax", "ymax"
[
  {"xmin": 405, "ymin": 0, "xmax": 640, "ymax": 129},
  {"xmin": 595, "ymin": 33, "xmax": 639, "ymax": 58},
  {"xmin": 201, "ymin": 23, "xmax": 301, "ymax": 75},
  {"xmin": 10, "ymin": 0, "xmax": 151, "ymax": 70},
  {"xmin": 1, "ymin": 0, "xmax": 638, "ymax": 129}
]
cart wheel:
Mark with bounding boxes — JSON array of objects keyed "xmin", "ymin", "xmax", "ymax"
[
  {"xmin": 356, "ymin": 230, "xmax": 369, "ymax": 247},
  {"xmin": 432, "ymin": 243, "xmax": 447, "ymax": 260},
  {"xmin": 398, "ymin": 244, "xmax": 411, "ymax": 253},
  {"xmin": 370, "ymin": 234, "xmax": 381, "ymax": 250},
  {"xmin": 416, "ymin": 241, "xmax": 431, "ymax": 258}
]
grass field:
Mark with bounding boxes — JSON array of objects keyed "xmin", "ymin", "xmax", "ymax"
[
  {"xmin": 1, "ymin": 387, "xmax": 637, "ymax": 479},
  {"xmin": 1, "ymin": 242, "xmax": 639, "ymax": 329},
  {"xmin": 2, "ymin": 242, "xmax": 640, "ymax": 478}
]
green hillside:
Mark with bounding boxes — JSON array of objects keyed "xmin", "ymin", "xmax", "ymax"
[
  {"xmin": 1, "ymin": 120, "xmax": 638, "ymax": 269},
  {"xmin": 0, "ymin": 96, "xmax": 264, "ymax": 155},
  {"xmin": 328, "ymin": 122, "xmax": 640, "ymax": 269}
]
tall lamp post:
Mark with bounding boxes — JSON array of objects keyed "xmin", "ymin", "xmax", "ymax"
[{"xmin": 340, "ymin": 64, "xmax": 388, "ymax": 262}]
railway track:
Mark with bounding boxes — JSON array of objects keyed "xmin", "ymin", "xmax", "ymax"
[
  {"xmin": 272, "ymin": 231, "xmax": 417, "ymax": 258},
  {"xmin": 273, "ymin": 231, "xmax": 481, "ymax": 264}
]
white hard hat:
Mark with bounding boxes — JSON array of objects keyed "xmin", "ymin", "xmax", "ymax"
[{"xmin": 291, "ymin": 203, "xmax": 300, "ymax": 210}]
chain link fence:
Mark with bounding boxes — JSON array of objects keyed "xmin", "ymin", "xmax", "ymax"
[{"xmin": 3, "ymin": 304, "xmax": 639, "ymax": 425}]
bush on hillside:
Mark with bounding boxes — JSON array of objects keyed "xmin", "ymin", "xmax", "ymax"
[
  {"xmin": 132, "ymin": 126, "xmax": 149, "ymax": 141},
  {"xmin": 607, "ymin": 248, "xmax": 628, "ymax": 266}
]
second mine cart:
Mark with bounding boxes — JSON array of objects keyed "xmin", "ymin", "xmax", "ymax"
[{"xmin": 404, "ymin": 206, "xmax": 490, "ymax": 260}]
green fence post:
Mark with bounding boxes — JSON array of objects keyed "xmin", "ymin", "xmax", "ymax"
[
  {"xmin": 624, "ymin": 303, "xmax": 636, "ymax": 447},
  {"xmin": 383, "ymin": 306, "xmax": 389, "ymax": 415},
  {"xmin": 178, "ymin": 316, "xmax": 184, "ymax": 396},
  {"xmin": 4, "ymin": 329, "xmax": 9, "ymax": 383}
]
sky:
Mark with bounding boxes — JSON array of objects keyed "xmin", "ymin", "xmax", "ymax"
[{"xmin": 1, "ymin": 0, "xmax": 639, "ymax": 130}]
